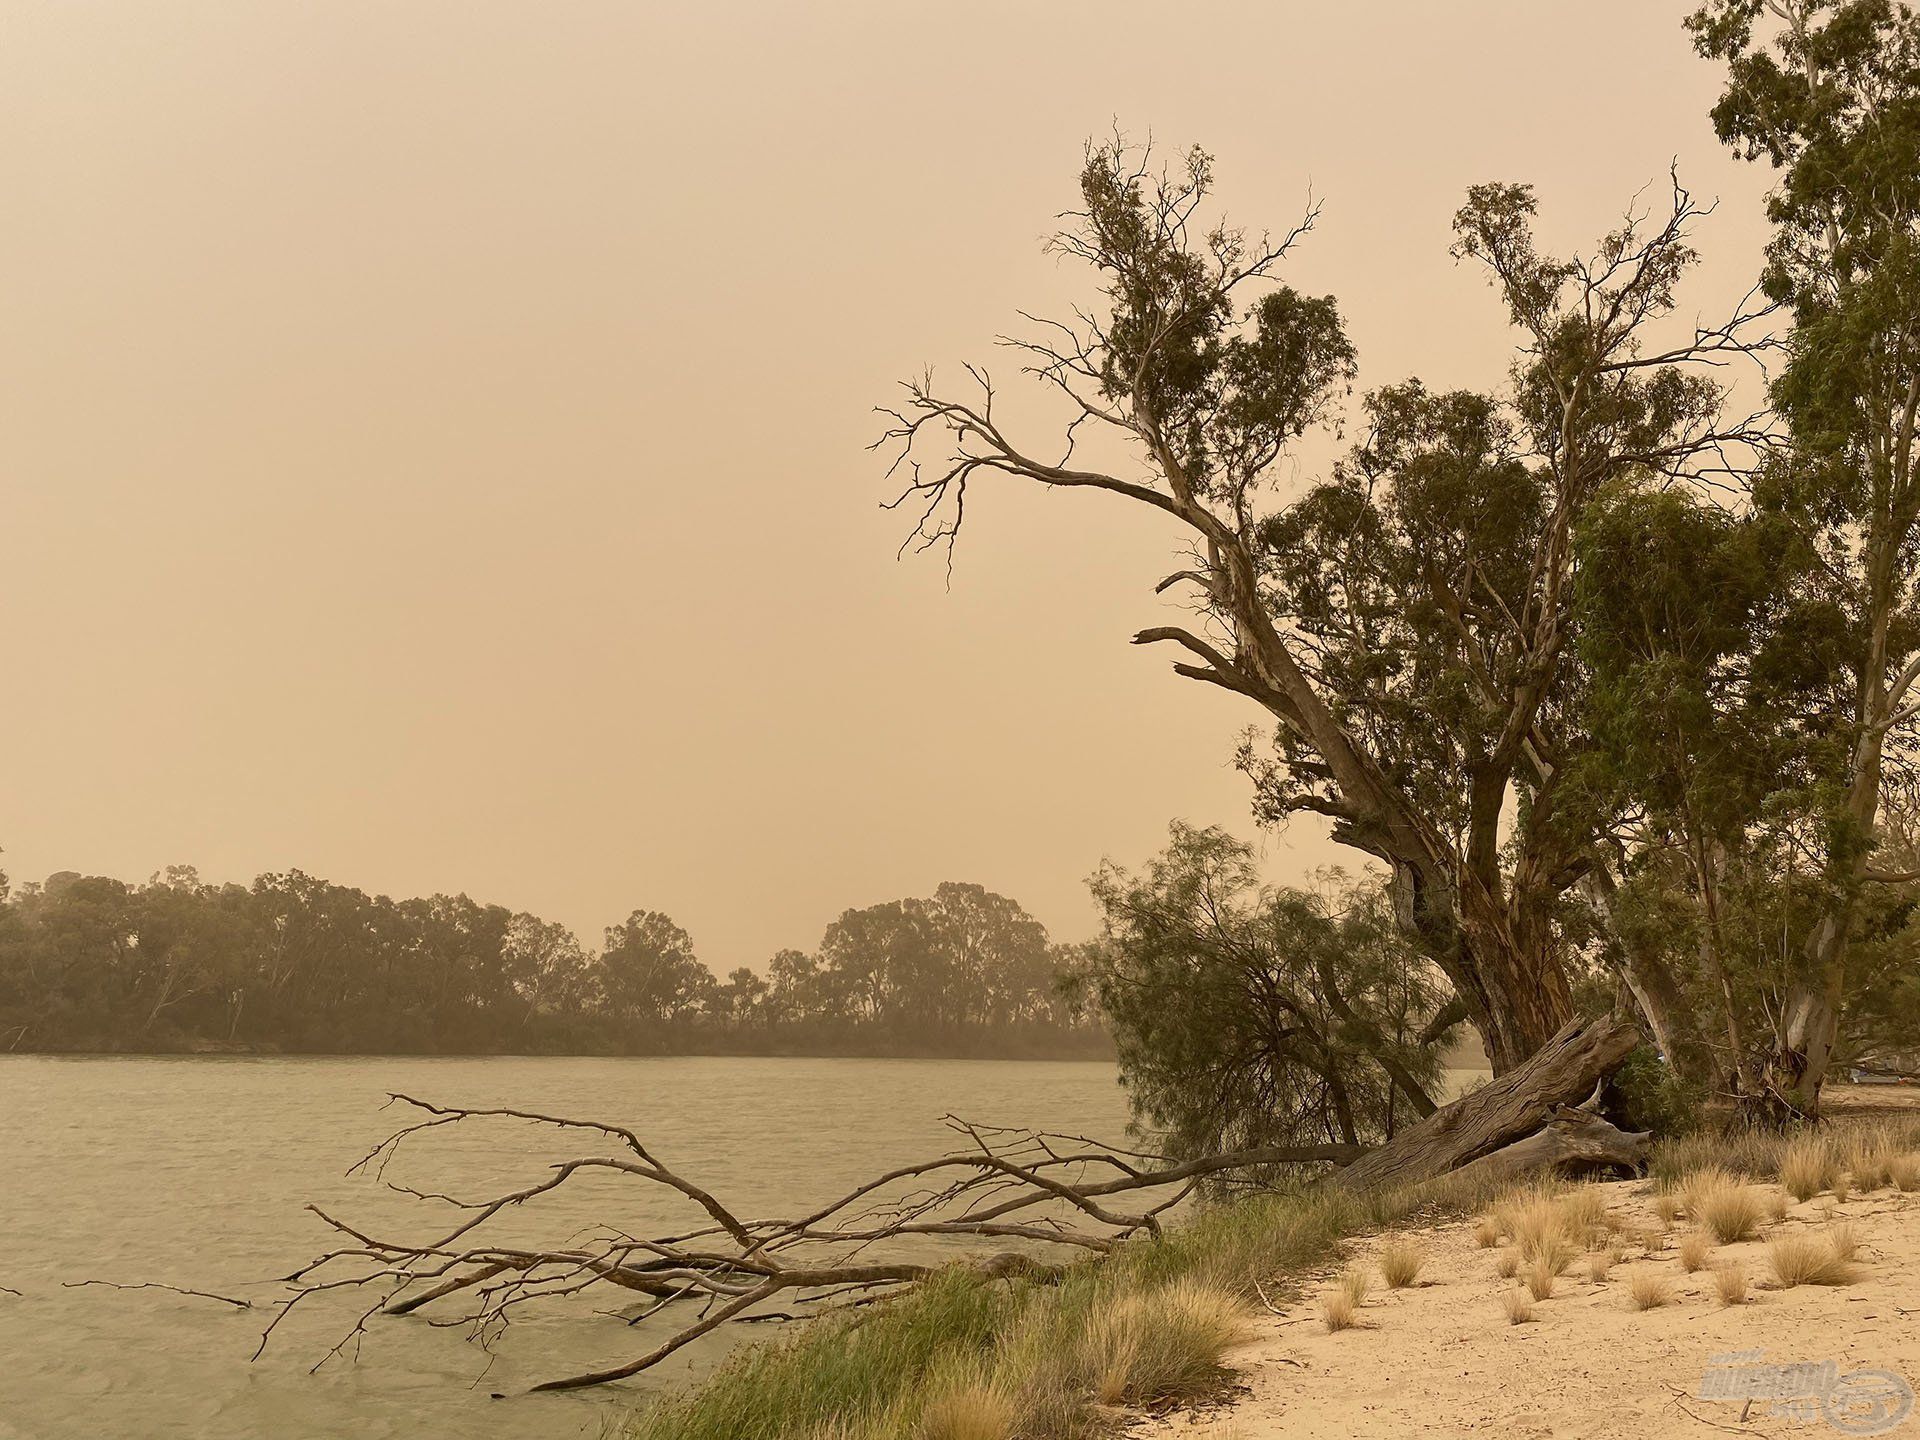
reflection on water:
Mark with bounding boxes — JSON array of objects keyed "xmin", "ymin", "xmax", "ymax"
[{"xmin": 0, "ymin": 1055, "xmax": 1132, "ymax": 1440}]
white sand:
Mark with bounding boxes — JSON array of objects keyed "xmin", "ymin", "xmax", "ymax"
[{"xmin": 1144, "ymin": 1112, "xmax": 1920, "ymax": 1438}]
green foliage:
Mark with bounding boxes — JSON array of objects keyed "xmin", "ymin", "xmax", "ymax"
[
  {"xmin": 1070, "ymin": 141, "xmax": 1357, "ymax": 496},
  {"xmin": 1073, "ymin": 823, "xmax": 1447, "ymax": 1161},
  {"xmin": 1606, "ymin": 1043, "xmax": 1709, "ymax": 1136}
]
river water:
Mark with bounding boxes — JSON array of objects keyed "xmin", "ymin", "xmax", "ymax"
[{"xmin": 0, "ymin": 1055, "xmax": 1137, "ymax": 1440}]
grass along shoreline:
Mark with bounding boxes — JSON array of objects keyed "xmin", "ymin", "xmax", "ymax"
[{"xmin": 619, "ymin": 1108, "xmax": 1920, "ymax": 1440}]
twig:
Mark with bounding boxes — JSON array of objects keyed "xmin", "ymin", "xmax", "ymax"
[{"xmin": 64, "ymin": 1279, "xmax": 252, "ymax": 1310}]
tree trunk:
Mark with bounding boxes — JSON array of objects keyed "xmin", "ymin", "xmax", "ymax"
[
  {"xmin": 1768, "ymin": 938, "xmax": 1845, "ymax": 1118},
  {"xmin": 1400, "ymin": 862, "xmax": 1574, "ymax": 1074},
  {"xmin": 1334, "ymin": 1013, "xmax": 1641, "ymax": 1192}
]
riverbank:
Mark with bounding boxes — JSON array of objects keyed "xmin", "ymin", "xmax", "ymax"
[
  {"xmin": 1151, "ymin": 1135, "xmax": 1920, "ymax": 1436},
  {"xmin": 3, "ymin": 1031, "xmax": 1114, "ymax": 1061},
  {"xmin": 621, "ymin": 1093, "xmax": 1920, "ymax": 1440}
]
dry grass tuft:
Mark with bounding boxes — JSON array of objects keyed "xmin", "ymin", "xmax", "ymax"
[
  {"xmin": 1678, "ymin": 1230, "xmax": 1713, "ymax": 1273},
  {"xmin": 1847, "ymin": 1134, "xmax": 1896, "ymax": 1191},
  {"xmin": 1587, "ymin": 1251, "xmax": 1613, "ymax": 1283},
  {"xmin": 1890, "ymin": 1153, "xmax": 1920, "ymax": 1192},
  {"xmin": 1500, "ymin": 1288, "xmax": 1534, "ymax": 1325},
  {"xmin": 1080, "ymin": 1280, "xmax": 1255, "ymax": 1405},
  {"xmin": 1523, "ymin": 1260, "xmax": 1556, "ymax": 1301},
  {"xmin": 1828, "ymin": 1220, "xmax": 1859, "ymax": 1264},
  {"xmin": 1541, "ymin": 1236, "xmax": 1578, "ymax": 1275},
  {"xmin": 1338, "ymin": 1266, "xmax": 1371, "ymax": 1307},
  {"xmin": 1379, "ymin": 1239, "xmax": 1423, "ymax": 1290},
  {"xmin": 1653, "ymin": 1192, "xmax": 1683, "ymax": 1226},
  {"xmin": 1320, "ymin": 1290, "xmax": 1358, "ymax": 1333},
  {"xmin": 1505, "ymin": 1191, "xmax": 1564, "ymax": 1253},
  {"xmin": 1472, "ymin": 1215, "xmax": 1502, "ymax": 1248},
  {"xmin": 1628, "ymin": 1268, "xmax": 1674, "ymax": 1311},
  {"xmin": 1765, "ymin": 1189, "xmax": 1791, "ymax": 1222},
  {"xmin": 1767, "ymin": 1227, "xmax": 1861, "ymax": 1289},
  {"xmin": 1319, "ymin": 1266, "xmax": 1370, "ymax": 1333},
  {"xmin": 1560, "ymin": 1189, "xmax": 1606, "ymax": 1234},
  {"xmin": 914, "ymin": 1372, "xmax": 1015, "ymax": 1440},
  {"xmin": 1678, "ymin": 1165, "xmax": 1735, "ymax": 1214},
  {"xmin": 1709, "ymin": 1263, "xmax": 1749, "ymax": 1307},
  {"xmin": 1780, "ymin": 1133, "xmax": 1838, "ymax": 1202},
  {"xmin": 1495, "ymin": 1250, "xmax": 1519, "ymax": 1279},
  {"xmin": 1696, "ymin": 1179, "xmax": 1766, "ymax": 1244}
]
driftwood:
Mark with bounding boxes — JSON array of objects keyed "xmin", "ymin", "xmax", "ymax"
[
  {"xmin": 259, "ymin": 1101, "xmax": 1366, "ymax": 1393},
  {"xmin": 1445, "ymin": 1101, "xmax": 1653, "ymax": 1191},
  {"xmin": 1334, "ymin": 1014, "xmax": 1646, "ymax": 1192},
  {"xmin": 253, "ymin": 1019, "xmax": 1644, "ymax": 1394}
]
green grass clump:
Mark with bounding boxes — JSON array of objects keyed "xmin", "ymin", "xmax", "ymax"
[{"xmin": 625, "ymin": 1179, "xmax": 1495, "ymax": 1440}]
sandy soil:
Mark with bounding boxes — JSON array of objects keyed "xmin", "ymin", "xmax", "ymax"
[{"xmin": 1142, "ymin": 1093, "xmax": 1920, "ymax": 1440}]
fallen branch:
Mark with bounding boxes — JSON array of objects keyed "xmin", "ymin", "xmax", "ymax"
[
  {"xmin": 259, "ymin": 1023, "xmax": 1642, "ymax": 1394},
  {"xmin": 265, "ymin": 1100, "xmax": 1311, "ymax": 1393}
]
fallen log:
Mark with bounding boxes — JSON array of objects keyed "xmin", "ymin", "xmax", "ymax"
[
  {"xmin": 1443, "ymin": 1100, "xmax": 1652, "ymax": 1192},
  {"xmin": 1333, "ymin": 1013, "xmax": 1645, "ymax": 1192}
]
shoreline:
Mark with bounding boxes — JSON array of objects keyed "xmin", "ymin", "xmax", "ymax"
[
  {"xmin": 622, "ymin": 1090, "xmax": 1920, "ymax": 1440},
  {"xmin": 0, "ymin": 1041, "xmax": 1117, "ymax": 1062}
]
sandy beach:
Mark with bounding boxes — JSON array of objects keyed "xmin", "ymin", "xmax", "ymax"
[{"xmin": 1142, "ymin": 1092, "xmax": 1920, "ymax": 1440}]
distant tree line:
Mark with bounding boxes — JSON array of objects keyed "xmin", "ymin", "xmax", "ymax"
[{"xmin": 0, "ymin": 864, "xmax": 1103, "ymax": 1058}]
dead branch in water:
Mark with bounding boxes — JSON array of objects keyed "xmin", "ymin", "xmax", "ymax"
[
  {"xmin": 260, "ymin": 1020, "xmax": 1644, "ymax": 1395},
  {"xmin": 262, "ymin": 1093, "xmax": 1359, "ymax": 1394}
]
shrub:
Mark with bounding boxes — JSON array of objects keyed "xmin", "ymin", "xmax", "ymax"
[{"xmin": 1607, "ymin": 1043, "xmax": 1706, "ymax": 1136}]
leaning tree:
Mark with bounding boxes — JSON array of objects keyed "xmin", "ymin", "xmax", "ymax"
[{"xmin": 878, "ymin": 141, "xmax": 1766, "ymax": 1073}]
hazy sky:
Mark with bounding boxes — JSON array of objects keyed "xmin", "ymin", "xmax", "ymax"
[{"xmin": 0, "ymin": 2, "xmax": 1774, "ymax": 971}]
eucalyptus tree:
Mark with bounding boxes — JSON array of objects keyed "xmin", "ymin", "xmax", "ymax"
[
  {"xmin": 1569, "ymin": 481, "xmax": 1823, "ymax": 1099},
  {"xmin": 881, "ymin": 142, "xmax": 1762, "ymax": 1070},
  {"xmin": 1689, "ymin": 0, "xmax": 1920, "ymax": 1110}
]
